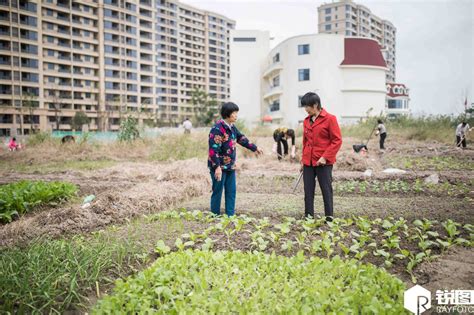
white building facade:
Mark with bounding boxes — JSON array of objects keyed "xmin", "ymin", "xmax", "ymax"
[
  {"xmin": 386, "ymin": 83, "xmax": 410, "ymax": 117},
  {"xmin": 231, "ymin": 32, "xmax": 388, "ymax": 127},
  {"xmin": 229, "ymin": 30, "xmax": 270, "ymax": 127}
]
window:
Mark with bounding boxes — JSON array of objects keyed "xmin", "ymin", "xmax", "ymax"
[
  {"xmin": 325, "ymin": 16, "xmax": 331, "ymax": 22},
  {"xmin": 47, "ymin": 63, "xmax": 54, "ymax": 70},
  {"xmin": 298, "ymin": 95, "xmax": 304, "ymax": 107},
  {"xmin": 387, "ymin": 99, "xmax": 403, "ymax": 109},
  {"xmin": 298, "ymin": 69, "xmax": 310, "ymax": 81},
  {"xmin": 233, "ymin": 37, "xmax": 256, "ymax": 42},
  {"xmin": 298, "ymin": 44, "xmax": 310, "ymax": 55},
  {"xmin": 272, "ymin": 75, "xmax": 280, "ymax": 87},
  {"xmin": 346, "ymin": 5, "xmax": 351, "ymax": 11},
  {"xmin": 273, "ymin": 53, "xmax": 280, "ymax": 63},
  {"xmin": 270, "ymin": 100, "xmax": 280, "ymax": 112},
  {"xmin": 325, "ymin": 24, "xmax": 331, "ymax": 31},
  {"xmin": 325, "ymin": 8, "xmax": 331, "ymax": 14}
]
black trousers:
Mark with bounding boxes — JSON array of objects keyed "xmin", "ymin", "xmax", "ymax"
[
  {"xmin": 303, "ymin": 165, "xmax": 333, "ymax": 219},
  {"xmin": 456, "ymin": 136, "xmax": 466, "ymax": 148},
  {"xmin": 380, "ymin": 132, "xmax": 387, "ymax": 149},
  {"xmin": 276, "ymin": 139, "xmax": 288, "ymax": 160}
]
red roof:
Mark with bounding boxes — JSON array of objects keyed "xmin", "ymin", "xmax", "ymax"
[
  {"xmin": 340, "ymin": 38, "xmax": 387, "ymax": 68},
  {"xmin": 386, "ymin": 83, "xmax": 409, "ymax": 97}
]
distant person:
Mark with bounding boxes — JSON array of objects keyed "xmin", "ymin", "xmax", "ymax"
[
  {"xmin": 272, "ymin": 127, "xmax": 296, "ymax": 160},
  {"xmin": 61, "ymin": 135, "xmax": 75, "ymax": 144},
  {"xmin": 208, "ymin": 102, "xmax": 263, "ymax": 216},
  {"xmin": 8, "ymin": 137, "xmax": 20, "ymax": 151},
  {"xmin": 183, "ymin": 117, "xmax": 192, "ymax": 134},
  {"xmin": 300, "ymin": 92, "xmax": 342, "ymax": 222},
  {"xmin": 375, "ymin": 119, "xmax": 387, "ymax": 150},
  {"xmin": 455, "ymin": 121, "xmax": 472, "ymax": 148}
]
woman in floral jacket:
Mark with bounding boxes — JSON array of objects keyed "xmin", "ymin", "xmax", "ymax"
[{"xmin": 208, "ymin": 102, "xmax": 263, "ymax": 216}]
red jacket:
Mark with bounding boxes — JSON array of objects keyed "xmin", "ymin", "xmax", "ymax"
[{"xmin": 302, "ymin": 109, "xmax": 342, "ymax": 166}]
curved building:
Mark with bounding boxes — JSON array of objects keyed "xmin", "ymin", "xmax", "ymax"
[{"xmin": 259, "ymin": 34, "xmax": 387, "ymax": 126}]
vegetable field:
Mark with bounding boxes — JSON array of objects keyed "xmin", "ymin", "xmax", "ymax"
[{"xmin": 0, "ymin": 133, "xmax": 472, "ymax": 313}]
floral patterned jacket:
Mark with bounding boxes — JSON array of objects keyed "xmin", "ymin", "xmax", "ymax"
[{"xmin": 208, "ymin": 119, "xmax": 257, "ymax": 170}]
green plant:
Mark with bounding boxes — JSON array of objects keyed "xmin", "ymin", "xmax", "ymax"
[
  {"xmin": 71, "ymin": 111, "xmax": 90, "ymax": 131},
  {"xmin": 94, "ymin": 250, "xmax": 407, "ymax": 314},
  {"xmin": 0, "ymin": 234, "xmax": 146, "ymax": 313},
  {"xmin": 117, "ymin": 116, "xmax": 140, "ymax": 142},
  {"xmin": 0, "ymin": 180, "xmax": 77, "ymax": 223},
  {"xmin": 26, "ymin": 131, "xmax": 52, "ymax": 146}
]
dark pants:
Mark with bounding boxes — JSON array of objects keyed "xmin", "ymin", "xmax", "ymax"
[
  {"xmin": 275, "ymin": 140, "xmax": 288, "ymax": 160},
  {"xmin": 303, "ymin": 165, "xmax": 333, "ymax": 220},
  {"xmin": 379, "ymin": 132, "xmax": 387, "ymax": 150},
  {"xmin": 456, "ymin": 136, "xmax": 466, "ymax": 148},
  {"xmin": 210, "ymin": 169, "xmax": 236, "ymax": 216}
]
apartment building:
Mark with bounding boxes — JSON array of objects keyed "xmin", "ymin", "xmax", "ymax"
[
  {"xmin": 318, "ymin": 0, "xmax": 396, "ymax": 83},
  {"xmin": 0, "ymin": 0, "xmax": 234, "ymax": 136}
]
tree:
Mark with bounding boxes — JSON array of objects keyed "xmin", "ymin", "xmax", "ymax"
[
  {"xmin": 191, "ymin": 88, "xmax": 219, "ymax": 126},
  {"xmin": 23, "ymin": 93, "xmax": 38, "ymax": 134},
  {"xmin": 51, "ymin": 94, "xmax": 62, "ymax": 131},
  {"xmin": 71, "ymin": 111, "xmax": 90, "ymax": 131}
]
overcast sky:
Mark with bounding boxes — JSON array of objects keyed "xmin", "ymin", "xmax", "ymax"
[{"xmin": 183, "ymin": 0, "xmax": 473, "ymax": 115}]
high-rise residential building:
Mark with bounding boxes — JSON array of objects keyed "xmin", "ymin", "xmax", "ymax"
[
  {"xmin": 317, "ymin": 0, "xmax": 396, "ymax": 83},
  {"xmin": 0, "ymin": 0, "xmax": 234, "ymax": 136}
]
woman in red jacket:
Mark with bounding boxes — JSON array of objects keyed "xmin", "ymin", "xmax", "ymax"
[{"xmin": 300, "ymin": 92, "xmax": 342, "ymax": 221}]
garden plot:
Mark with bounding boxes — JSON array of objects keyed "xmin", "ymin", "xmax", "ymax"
[{"xmin": 0, "ymin": 135, "xmax": 473, "ymax": 313}]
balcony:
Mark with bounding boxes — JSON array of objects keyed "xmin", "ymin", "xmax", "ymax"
[
  {"xmin": 263, "ymin": 62, "xmax": 283, "ymax": 78},
  {"xmin": 263, "ymin": 86, "xmax": 283, "ymax": 100}
]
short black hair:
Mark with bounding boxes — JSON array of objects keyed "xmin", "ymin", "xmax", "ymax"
[
  {"xmin": 462, "ymin": 121, "xmax": 467, "ymax": 126},
  {"xmin": 12, "ymin": 137, "xmax": 16, "ymax": 141},
  {"xmin": 300, "ymin": 92, "xmax": 321, "ymax": 109},
  {"xmin": 286, "ymin": 129, "xmax": 295, "ymax": 138},
  {"xmin": 220, "ymin": 102, "xmax": 239, "ymax": 119},
  {"xmin": 377, "ymin": 119, "xmax": 383, "ymax": 124}
]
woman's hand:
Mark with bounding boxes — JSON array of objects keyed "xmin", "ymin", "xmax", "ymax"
[
  {"xmin": 215, "ymin": 166, "xmax": 222, "ymax": 181},
  {"xmin": 316, "ymin": 157, "xmax": 326, "ymax": 166},
  {"xmin": 256, "ymin": 148, "xmax": 264, "ymax": 155}
]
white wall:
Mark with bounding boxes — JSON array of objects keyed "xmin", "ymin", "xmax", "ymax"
[
  {"xmin": 263, "ymin": 34, "xmax": 387, "ymax": 127},
  {"xmin": 340, "ymin": 66, "xmax": 387, "ymax": 120},
  {"xmin": 230, "ymin": 30, "xmax": 270, "ymax": 127},
  {"xmin": 231, "ymin": 32, "xmax": 388, "ymax": 128}
]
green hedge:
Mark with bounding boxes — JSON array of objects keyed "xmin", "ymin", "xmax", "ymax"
[
  {"xmin": 0, "ymin": 180, "xmax": 77, "ymax": 223},
  {"xmin": 95, "ymin": 250, "xmax": 407, "ymax": 314}
]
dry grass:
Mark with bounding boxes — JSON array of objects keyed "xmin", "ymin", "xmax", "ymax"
[{"xmin": 0, "ymin": 159, "xmax": 210, "ymax": 248}]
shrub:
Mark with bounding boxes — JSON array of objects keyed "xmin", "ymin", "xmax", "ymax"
[
  {"xmin": 118, "ymin": 116, "xmax": 140, "ymax": 142},
  {"xmin": 26, "ymin": 132, "xmax": 52, "ymax": 146},
  {"xmin": 94, "ymin": 250, "xmax": 407, "ymax": 314},
  {"xmin": 0, "ymin": 180, "xmax": 77, "ymax": 223}
]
